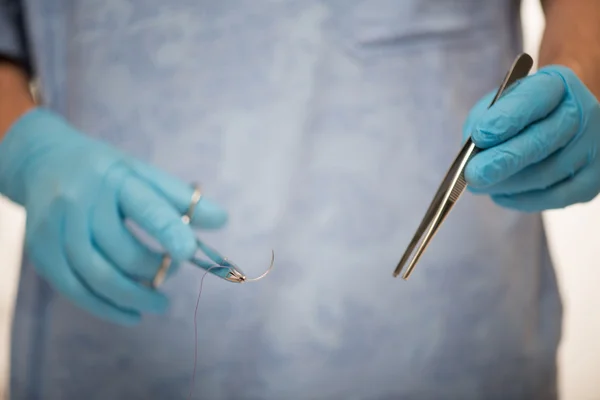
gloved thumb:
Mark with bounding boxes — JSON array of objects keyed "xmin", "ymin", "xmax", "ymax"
[
  {"xmin": 129, "ymin": 159, "xmax": 228, "ymax": 230},
  {"xmin": 461, "ymin": 90, "xmax": 497, "ymax": 143}
]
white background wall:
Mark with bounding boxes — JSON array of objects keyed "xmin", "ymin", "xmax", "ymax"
[
  {"xmin": 0, "ymin": 196, "xmax": 23, "ymax": 400},
  {"xmin": 0, "ymin": 1, "xmax": 598, "ymax": 399}
]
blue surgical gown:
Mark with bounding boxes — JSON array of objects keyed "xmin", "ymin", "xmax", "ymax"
[{"xmin": 1, "ymin": 1, "xmax": 562, "ymax": 399}]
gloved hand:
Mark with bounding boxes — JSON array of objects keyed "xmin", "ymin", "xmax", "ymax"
[
  {"xmin": 462, "ymin": 65, "xmax": 600, "ymax": 212},
  {"xmin": 0, "ymin": 108, "xmax": 228, "ymax": 325}
]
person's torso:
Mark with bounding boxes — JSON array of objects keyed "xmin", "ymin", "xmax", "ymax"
[{"xmin": 11, "ymin": 1, "xmax": 562, "ymax": 399}]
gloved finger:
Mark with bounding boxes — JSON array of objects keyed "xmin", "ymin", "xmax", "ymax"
[
  {"xmin": 470, "ymin": 72, "xmax": 566, "ymax": 149},
  {"xmin": 468, "ymin": 145, "xmax": 590, "ymax": 196},
  {"xmin": 465, "ymin": 98, "xmax": 579, "ymax": 188},
  {"xmin": 65, "ymin": 204, "xmax": 170, "ymax": 314},
  {"xmin": 91, "ymin": 186, "xmax": 167, "ymax": 281},
  {"xmin": 462, "ymin": 91, "xmax": 496, "ymax": 142},
  {"xmin": 491, "ymin": 163, "xmax": 600, "ymax": 212},
  {"xmin": 37, "ymin": 254, "xmax": 141, "ymax": 326},
  {"xmin": 26, "ymin": 208, "xmax": 140, "ymax": 325},
  {"xmin": 119, "ymin": 175, "xmax": 196, "ymax": 261},
  {"xmin": 129, "ymin": 159, "xmax": 228, "ymax": 229}
]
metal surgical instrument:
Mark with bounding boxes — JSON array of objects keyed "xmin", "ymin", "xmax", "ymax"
[
  {"xmin": 152, "ymin": 184, "xmax": 275, "ymax": 287},
  {"xmin": 152, "ymin": 185, "xmax": 204, "ymax": 288},
  {"xmin": 392, "ymin": 53, "xmax": 534, "ymax": 280},
  {"xmin": 190, "ymin": 239, "xmax": 275, "ymax": 283}
]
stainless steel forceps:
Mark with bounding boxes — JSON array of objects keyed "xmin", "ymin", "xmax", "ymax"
[{"xmin": 392, "ymin": 53, "xmax": 534, "ymax": 280}]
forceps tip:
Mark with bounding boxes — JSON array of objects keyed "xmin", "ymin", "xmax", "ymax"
[{"xmin": 392, "ymin": 267, "xmax": 412, "ymax": 280}]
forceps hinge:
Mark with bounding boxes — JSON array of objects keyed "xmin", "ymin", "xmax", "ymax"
[{"xmin": 392, "ymin": 53, "xmax": 534, "ymax": 280}]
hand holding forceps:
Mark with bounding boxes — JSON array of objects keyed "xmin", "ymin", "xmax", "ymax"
[{"xmin": 393, "ymin": 53, "xmax": 534, "ymax": 280}]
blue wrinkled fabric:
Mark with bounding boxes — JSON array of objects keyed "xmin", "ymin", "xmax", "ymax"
[{"xmin": 10, "ymin": 1, "xmax": 562, "ymax": 399}]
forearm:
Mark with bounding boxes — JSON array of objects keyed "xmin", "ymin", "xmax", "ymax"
[
  {"xmin": 0, "ymin": 61, "xmax": 34, "ymax": 140},
  {"xmin": 538, "ymin": 0, "xmax": 600, "ymax": 97}
]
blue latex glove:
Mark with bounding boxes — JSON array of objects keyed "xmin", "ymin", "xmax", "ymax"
[
  {"xmin": 0, "ymin": 108, "xmax": 228, "ymax": 325},
  {"xmin": 462, "ymin": 65, "xmax": 600, "ymax": 212}
]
